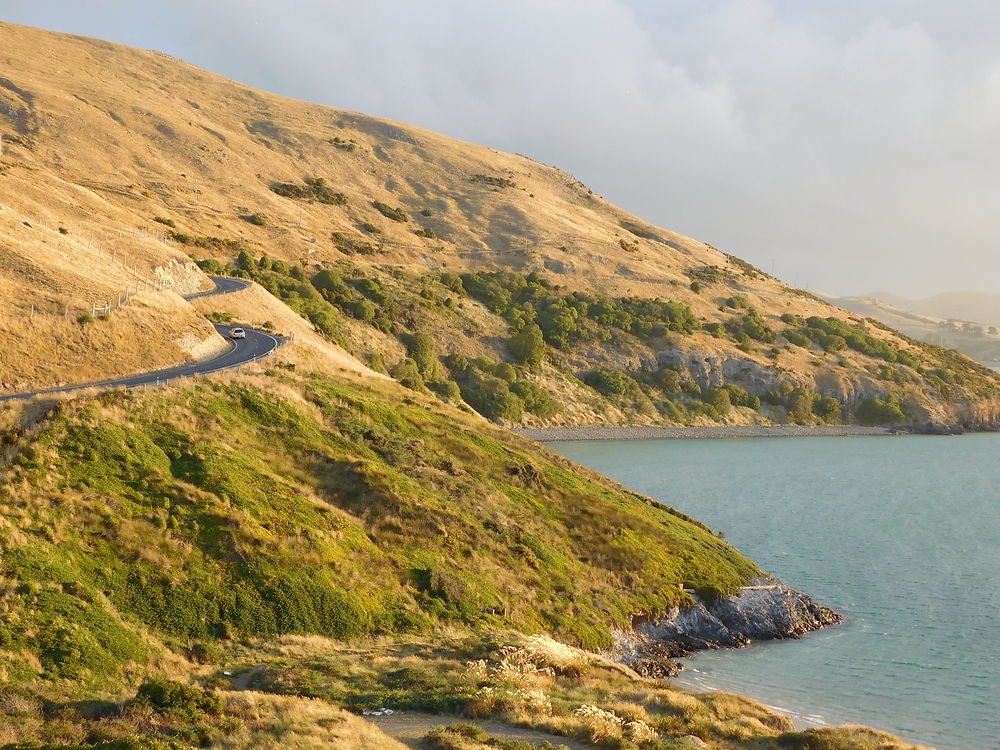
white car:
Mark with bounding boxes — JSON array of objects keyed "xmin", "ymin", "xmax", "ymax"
[{"xmin": 229, "ymin": 327, "xmax": 246, "ymax": 340}]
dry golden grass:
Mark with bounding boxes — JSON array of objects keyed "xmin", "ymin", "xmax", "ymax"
[{"xmin": 214, "ymin": 692, "xmax": 409, "ymax": 750}]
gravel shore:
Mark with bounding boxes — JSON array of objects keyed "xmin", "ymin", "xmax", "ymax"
[{"xmin": 513, "ymin": 425, "xmax": 895, "ymax": 442}]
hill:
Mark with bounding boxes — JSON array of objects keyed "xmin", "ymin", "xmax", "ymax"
[
  {"xmin": 862, "ymin": 290, "xmax": 1000, "ymax": 330},
  {"xmin": 0, "ymin": 21, "xmax": 998, "ymax": 429},
  {"xmin": 819, "ymin": 292, "xmax": 1000, "ymax": 368}
]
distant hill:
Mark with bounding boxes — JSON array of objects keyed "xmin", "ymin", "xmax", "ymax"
[
  {"xmin": 820, "ymin": 292, "xmax": 1000, "ymax": 367},
  {"xmin": 862, "ymin": 290, "xmax": 1000, "ymax": 329}
]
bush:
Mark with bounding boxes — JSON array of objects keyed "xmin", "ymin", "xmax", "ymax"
[
  {"xmin": 390, "ymin": 358, "xmax": 426, "ymax": 391},
  {"xmin": 786, "ymin": 388, "xmax": 816, "ymax": 424},
  {"xmin": 855, "ymin": 397, "xmax": 905, "ymax": 425},
  {"xmin": 153, "ymin": 216, "xmax": 175, "ymax": 228},
  {"xmin": 360, "ymin": 222, "xmax": 382, "ymax": 234},
  {"xmin": 814, "ymin": 397, "xmax": 844, "ymax": 423},
  {"xmin": 271, "ymin": 177, "xmax": 348, "ymax": 205},
  {"xmin": 134, "ymin": 679, "xmax": 221, "ymax": 721},
  {"xmin": 372, "ymin": 201, "xmax": 408, "ymax": 222},
  {"xmin": 508, "ymin": 324, "xmax": 546, "ymax": 367},
  {"xmin": 415, "ymin": 227, "xmax": 437, "ymax": 239},
  {"xmin": 493, "ymin": 362, "xmax": 518, "ymax": 383},
  {"xmin": 427, "ymin": 379, "xmax": 462, "ymax": 402},
  {"xmin": 701, "ymin": 388, "xmax": 732, "ymax": 418},
  {"xmin": 721, "ymin": 383, "xmax": 760, "ymax": 410},
  {"xmin": 439, "ymin": 272, "xmax": 466, "ymax": 297},
  {"xmin": 461, "ymin": 375, "xmax": 524, "ymax": 422},
  {"xmin": 583, "ymin": 369, "xmax": 634, "ymax": 396},
  {"xmin": 510, "ymin": 381, "xmax": 561, "ymax": 418},
  {"xmin": 470, "ymin": 174, "xmax": 515, "ymax": 188},
  {"xmin": 404, "ymin": 332, "xmax": 438, "ymax": 380},
  {"xmin": 783, "ymin": 329, "xmax": 812, "ymax": 348},
  {"xmin": 243, "ymin": 212, "xmax": 268, "ymax": 226}
]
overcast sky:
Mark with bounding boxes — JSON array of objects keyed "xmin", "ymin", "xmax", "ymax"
[{"xmin": 5, "ymin": 1, "xmax": 1000, "ymax": 298}]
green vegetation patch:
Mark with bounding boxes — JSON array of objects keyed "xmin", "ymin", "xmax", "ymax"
[{"xmin": 270, "ymin": 177, "xmax": 348, "ymax": 205}]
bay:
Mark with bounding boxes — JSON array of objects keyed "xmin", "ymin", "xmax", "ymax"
[{"xmin": 551, "ymin": 434, "xmax": 1000, "ymax": 750}]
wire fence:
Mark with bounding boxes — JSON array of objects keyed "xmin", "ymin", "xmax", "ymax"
[{"xmin": 0, "ymin": 201, "xmax": 188, "ymax": 321}]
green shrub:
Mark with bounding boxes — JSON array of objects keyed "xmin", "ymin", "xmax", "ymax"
[
  {"xmin": 855, "ymin": 397, "xmax": 905, "ymax": 425},
  {"xmin": 415, "ymin": 227, "xmax": 437, "ymax": 239},
  {"xmin": 359, "ymin": 222, "xmax": 382, "ymax": 234},
  {"xmin": 783, "ymin": 329, "xmax": 812, "ymax": 348},
  {"xmin": 510, "ymin": 381, "xmax": 561, "ymax": 418},
  {"xmin": 427, "ymin": 379, "xmax": 462, "ymax": 402},
  {"xmin": 701, "ymin": 388, "xmax": 732, "ymax": 418},
  {"xmin": 243, "ymin": 212, "xmax": 268, "ymax": 226},
  {"xmin": 372, "ymin": 201, "xmax": 408, "ymax": 222},
  {"xmin": 134, "ymin": 679, "xmax": 221, "ymax": 721},
  {"xmin": 786, "ymin": 388, "xmax": 816, "ymax": 424},
  {"xmin": 493, "ymin": 362, "xmax": 518, "ymax": 383},
  {"xmin": 460, "ymin": 375, "xmax": 524, "ymax": 422},
  {"xmin": 153, "ymin": 216, "xmax": 175, "ymax": 228},
  {"xmin": 403, "ymin": 332, "xmax": 439, "ymax": 380},
  {"xmin": 390, "ymin": 358, "xmax": 426, "ymax": 391},
  {"xmin": 271, "ymin": 177, "xmax": 348, "ymax": 205},
  {"xmin": 332, "ymin": 232, "xmax": 380, "ymax": 255},
  {"xmin": 507, "ymin": 324, "xmax": 546, "ymax": 367},
  {"xmin": 814, "ymin": 397, "xmax": 844, "ymax": 423},
  {"xmin": 583, "ymin": 368, "xmax": 634, "ymax": 396},
  {"xmin": 470, "ymin": 174, "xmax": 515, "ymax": 188}
]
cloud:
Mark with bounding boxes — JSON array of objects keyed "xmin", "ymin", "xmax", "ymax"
[{"xmin": 6, "ymin": 0, "xmax": 1000, "ymax": 296}]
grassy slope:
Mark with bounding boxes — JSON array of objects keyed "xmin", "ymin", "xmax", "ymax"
[
  {"xmin": 0, "ymin": 370, "xmax": 756, "ymax": 683},
  {"xmin": 1, "ymin": 21, "xmax": 998, "ymax": 425}
]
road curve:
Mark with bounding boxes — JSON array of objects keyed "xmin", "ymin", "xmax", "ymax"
[{"xmin": 0, "ymin": 276, "xmax": 281, "ymax": 403}]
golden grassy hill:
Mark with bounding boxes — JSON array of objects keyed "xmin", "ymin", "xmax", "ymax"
[{"xmin": 1, "ymin": 21, "xmax": 997, "ymax": 426}]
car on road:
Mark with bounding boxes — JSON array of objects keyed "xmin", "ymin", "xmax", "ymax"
[{"xmin": 229, "ymin": 327, "xmax": 246, "ymax": 340}]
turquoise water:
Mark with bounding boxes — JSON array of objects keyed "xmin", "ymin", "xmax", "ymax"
[{"xmin": 552, "ymin": 434, "xmax": 1000, "ymax": 750}]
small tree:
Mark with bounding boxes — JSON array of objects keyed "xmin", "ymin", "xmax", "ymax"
[{"xmin": 508, "ymin": 323, "xmax": 546, "ymax": 367}]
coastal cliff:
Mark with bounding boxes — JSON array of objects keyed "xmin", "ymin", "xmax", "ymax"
[{"xmin": 612, "ymin": 577, "xmax": 841, "ymax": 676}]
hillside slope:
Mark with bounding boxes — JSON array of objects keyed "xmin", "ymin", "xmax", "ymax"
[{"xmin": 1, "ymin": 21, "xmax": 998, "ymax": 428}]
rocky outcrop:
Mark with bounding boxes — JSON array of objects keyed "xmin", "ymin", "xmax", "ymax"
[
  {"xmin": 655, "ymin": 351, "xmax": 783, "ymax": 394},
  {"xmin": 609, "ymin": 576, "xmax": 841, "ymax": 675}
]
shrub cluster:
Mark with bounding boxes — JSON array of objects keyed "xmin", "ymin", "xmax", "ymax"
[
  {"xmin": 783, "ymin": 315, "xmax": 918, "ymax": 364},
  {"xmin": 764, "ymin": 382, "xmax": 844, "ymax": 424},
  {"xmin": 270, "ymin": 177, "xmax": 348, "ymax": 205},
  {"xmin": 461, "ymin": 271, "xmax": 699, "ymax": 353},
  {"xmin": 443, "ymin": 354, "xmax": 561, "ymax": 422},
  {"xmin": 331, "ymin": 231, "xmax": 381, "ymax": 255},
  {"xmin": 372, "ymin": 201, "xmax": 408, "ymax": 222},
  {"xmin": 470, "ymin": 174, "xmax": 516, "ymax": 188}
]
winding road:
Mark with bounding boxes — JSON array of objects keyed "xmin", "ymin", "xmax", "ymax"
[{"xmin": 0, "ymin": 276, "xmax": 282, "ymax": 403}]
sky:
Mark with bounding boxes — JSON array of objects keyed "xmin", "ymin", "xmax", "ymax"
[{"xmin": 3, "ymin": 0, "xmax": 1000, "ymax": 298}]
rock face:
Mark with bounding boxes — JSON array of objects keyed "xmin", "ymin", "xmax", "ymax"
[
  {"xmin": 610, "ymin": 576, "xmax": 841, "ymax": 674},
  {"xmin": 655, "ymin": 351, "xmax": 783, "ymax": 394}
]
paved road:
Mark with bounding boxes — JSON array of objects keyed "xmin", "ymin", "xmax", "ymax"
[
  {"xmin": 183, "ymin": 275, "xmax": 250, "ymax": 300},
  {"xmin": 0, "ymin": 276, "xmax": 281, "ymax": 403}
]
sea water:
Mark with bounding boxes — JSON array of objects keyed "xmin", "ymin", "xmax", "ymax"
[{"xmin": 551, "ymin": 434, "xmax": 1000, "ymax": 750}]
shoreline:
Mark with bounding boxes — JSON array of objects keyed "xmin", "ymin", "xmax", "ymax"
[{"xmin": 514, "ymin": 424, "xmax": 895, "ymax": 442}]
